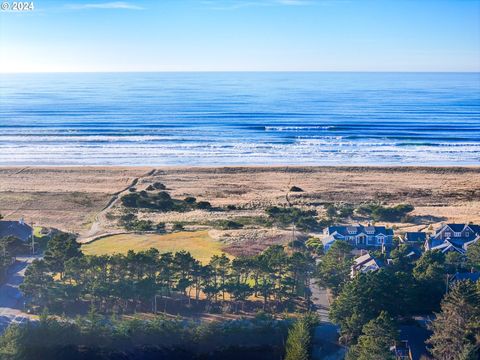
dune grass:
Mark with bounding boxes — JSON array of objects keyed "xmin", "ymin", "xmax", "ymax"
[{"xmin": 82, "ymin": 230, "xmax": 229, "ymax": 263}]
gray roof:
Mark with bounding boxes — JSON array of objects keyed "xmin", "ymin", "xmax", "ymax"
[
  {"xmin": 0, "ymin": 221, "xmax": 32, "ymax": 241},
  {"xmin": 327, "ymin": 225, "xmax": 394, "ymax": 237},
  {"xmin": 434, "ymin": 223, "xmax": 480, "ymax": 242},
  {"xmin": 437, "ymin": 223, "xmax": 480, "ymax": 235}
]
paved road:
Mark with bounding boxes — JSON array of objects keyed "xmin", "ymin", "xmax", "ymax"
[
  {"xmin": 310, "ymin": 280, "xmax": 346, "ymax": 360},
  {"xmin": 310, "ymin": 278, "xmax": 331, "ymax": 322},
  {"xmin": 0, "ymin": 256, "xmax": 38, "ymax": 333}
]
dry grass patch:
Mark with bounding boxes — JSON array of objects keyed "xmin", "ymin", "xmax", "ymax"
[{"xmin": 82, "ymin": 230, "xmax": 229, "ymax": 263}]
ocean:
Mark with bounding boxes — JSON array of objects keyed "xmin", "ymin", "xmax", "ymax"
[{"xmin": 0, "ymin": 72, "xmax": 479, "ymax": 166}]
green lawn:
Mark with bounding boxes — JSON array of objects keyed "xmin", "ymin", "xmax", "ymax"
[{"xmin": 82, "ymin": 230, "xmax": 230, "ymax": 264}]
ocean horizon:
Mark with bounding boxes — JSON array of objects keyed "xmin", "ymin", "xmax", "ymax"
[{"xmin": 0, "ymin": 72, "xmax": 479, "ymax": 166}]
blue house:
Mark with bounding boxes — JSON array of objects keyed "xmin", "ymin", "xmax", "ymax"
[
  {"xmin": 425, "ymin": 223, "xmax": 480, "ymax": 254},
  {"xmin": 322, "ymin": 224, "xmax": 394, "ymax": 251}
]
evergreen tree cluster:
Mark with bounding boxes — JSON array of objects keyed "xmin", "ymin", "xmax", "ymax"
[
  {"xmin": 0, "ymin": 313, "xmax": 289, "ymax": 360},
  {"xmin": 329, "ymin": 245, "xmax": 456, "ymax": 344},
  {"xmin": 21, "ymin": 235, "xmax": 316, "ymax": 315}
]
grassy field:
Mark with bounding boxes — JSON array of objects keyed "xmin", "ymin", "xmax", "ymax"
[{"xmin": 82, "ymin": 230, "xmax": 229, "ymax": 263}]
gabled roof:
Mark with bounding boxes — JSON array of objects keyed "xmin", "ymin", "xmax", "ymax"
[
  {"xmin": 433, "ymin": 223, "xmax": 480, "ymax": 242},
  {"xmin": 354, "ymin": 253, "xmax": 373, "ymax": 266},
  {"xmin": 326, "ymin": 224, "xmax": 393, "ymax": 238},
  {"xmin": 0, "ymin": 221, "xmax": 32, "ymax": 241},
  {"xmin": 431, "ymin": 240, "xmax": 465, "ymax": 254},
  {"xmin": 445, "ymin": 223, "xmax": 466, "ymax": 233},
  {"xmin": 436, "ymin": 223, "xmax": 480, "ymax": 235},
  {"xmin": 466, "ymin": 224, "xmax": 480, "ymax": 234},
  {"xmin": 351, "ymin": 253, "xmax": 382, "ymax": 275}
]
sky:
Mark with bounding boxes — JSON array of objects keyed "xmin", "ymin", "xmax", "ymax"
[{"xmin": 0, "ymin": 0, "xmax": 479, "ymax": 72}]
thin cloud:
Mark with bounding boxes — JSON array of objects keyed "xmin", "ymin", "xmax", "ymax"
[
  {"xmin": 202, "ymin": 0, "xmax": 345, "ymax": 10},
  {"xmin": 67, "ymin": 2, "xmax": 144, "ymax": 10},
  {"xmin": 275, "ymin": 0, "xmax": 312, "ymax": 5}
]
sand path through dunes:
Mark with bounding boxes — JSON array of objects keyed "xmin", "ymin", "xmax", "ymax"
[{"xmin": 78, "ymin": 169, "xmax": 156, "ymax": 243}]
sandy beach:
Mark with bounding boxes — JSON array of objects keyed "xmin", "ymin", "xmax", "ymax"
[{"xmin": 0, "ymin": 166, "xmax": 478, "ymax": 242}]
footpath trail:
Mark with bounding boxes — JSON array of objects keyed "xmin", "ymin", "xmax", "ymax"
[
  {"xmin": 0, "ymin": 256, "xmax": 39, "ymax": 334},
  {"xmin": 78, "ymin": 169, "xmax": 156, "ymax": 244}
]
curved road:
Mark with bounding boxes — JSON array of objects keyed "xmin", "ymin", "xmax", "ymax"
[{"xmin": 0, "ymin": 256, "xmax": 39, "ymax": 333}]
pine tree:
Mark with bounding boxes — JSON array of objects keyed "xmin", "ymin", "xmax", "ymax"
[
  {"xmin": 466, "ymin": 241, "xmax": 480, "ymax": 271},
  {"xmin": 427, "ymin": 280, "xmax": 480, "ymax": 360},
  {"xmin": 285, "ymin": 320, "xmax": 310, "ymax": 360},
  {"xmin": 346, "ymin": 311, "xmax": 398, "ymax": 360}
]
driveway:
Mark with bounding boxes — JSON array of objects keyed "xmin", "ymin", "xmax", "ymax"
[{"xmin": 0, "ymin": 256, "xmax": 38, "ymax": 334}]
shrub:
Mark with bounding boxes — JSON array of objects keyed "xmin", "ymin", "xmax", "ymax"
[
  {"xmin": 184, "ymin": 197, "xmax": 196, "ymax": 204},
  {"xmin": 289, "ymin": 186, "xmax": 304, "ymax": 192},
  {"xmin": 357, "ymin": 203, "xmax": 414, "ymax": 222},
  {"xmin": 152, "ymin": 182, "xmax": 166, "ymax": 190},
  {"xmin": 156, "ymin": 223, "xmax": 166, "ymax": 232},
  {"xmin": 305, "ymin": 237, "xmax": 324, "ymax": 255},
  {"xmin": 266, "ymin": 206, "xmax": 319, "ymax": 231},
  {"xmin": 172, "ymin": 223, "xmax": 185, "ymax": 232},
  {"xmin": 196, "ymin": 201, "xmax": 212, "ymax": 210},
  {"xmin": 121, "ymin": 193, "xmax": 141, "ymax": 208},
  {"xmin": 217, "ymin": 220, "xmax": 244, "ymax": 230}
]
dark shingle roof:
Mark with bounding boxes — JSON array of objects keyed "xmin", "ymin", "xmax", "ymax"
[
  {"xmin": 404, "ymin": 232, "xmax": 427, "ymax": 242},
  {"xmin": 446, "ymin": 224, "xmax": 466, "ymax": 232},
  {"xmin": 452, "ymin": 272, "xmax": 480, "ymax": 282},
  {"xmin": 0, "ymin": 221, "xmax": 32, "ymax": 241},
  {"xmin": 327, "ymin": 225, "xmax": 393, "ymax": 237},
  {"xmin": 467, "ymin": 224, "xmax": 480, "ymax": 234}
]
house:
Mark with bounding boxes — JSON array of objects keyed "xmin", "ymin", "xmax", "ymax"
[
  {"xmin": 323, "ymin": 224, "xmax": 394, "ymax": 251},
  {"xmin": 450, "ymin": 272, "xmax": 480, "ymax": 283},
  {"xmin": 351, "ymin": 252, "xmax": 383, "ymax": 277},
  {"xmin": 402, "ymin": 232, "xmax": 427, "ymax": 243},
  {"xmin": 425, "ymin": 223, "xmax": 480, "ymax": 254},
  {"xmin": 0, "ymin": 219, "xmax": 33, "ymax": 242}
]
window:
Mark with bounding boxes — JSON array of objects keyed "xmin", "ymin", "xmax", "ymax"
[
  {"xmin": 465, "ymin": 232, "xmax": 470, "ymax": 237},
  {"xmin": 445, "ymin": 232, "xmax": 451, "ymax": 238},
  {"xmin": 454, "ymin": 232, "xmax": 461, "ymax": 237}
]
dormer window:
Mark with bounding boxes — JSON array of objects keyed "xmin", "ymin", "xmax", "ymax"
[
  {"xmin": 347, "ymin": 227, "xmax": 357, "ymax": 235},
  {"xmin": 445, "ymin": 232, "xmax": 451, "ymax": 238},
  {"xmin": 454, "ymin": 232, "xmax": 461, "ymax": 237}
]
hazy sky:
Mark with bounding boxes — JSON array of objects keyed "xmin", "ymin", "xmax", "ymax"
[{"xmin": 1, "ymin": 0, "xmax": 479, "ymax": 72}]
